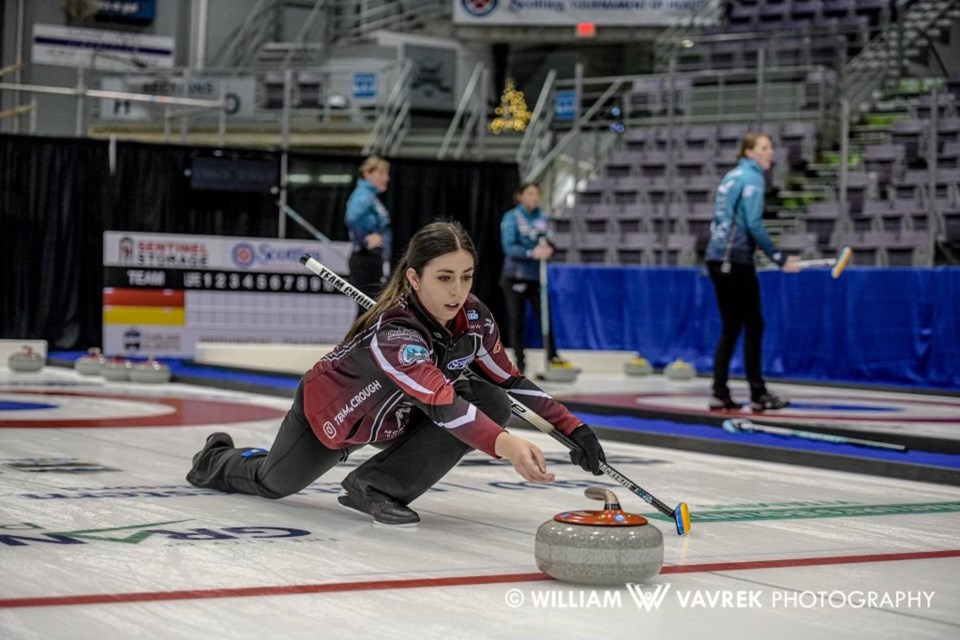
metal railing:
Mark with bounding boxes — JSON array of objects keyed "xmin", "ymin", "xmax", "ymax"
[
  {"xmin": 210, "ymin": 0, "xmax": 279, "ymax": 68},
  {"xmin": 0, "ymin": 71, "xmax": 227, "ymax": 141},
  {"xmin": 437, "ymin": 62, "xmax": 487, "ymax": 161},
  {"xmin": 332, "ymin": 0, "xmax": 450, "ymax": 38},
  {"xmin": 516, "ymin": 69, "xmax": 557, "ymax": 178},
  {"xmin": 363, "ymin": 59, "xmax": 413, "ymax": 155},
  {"xmin": 522, "ymin": 60, "xmax": 839, "ymax": 185},
  {"xmin": 844, "ymin": 0, "xmax": 959, "ymax": 115}
]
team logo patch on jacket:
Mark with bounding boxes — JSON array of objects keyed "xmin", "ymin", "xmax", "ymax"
[
  {"xmin": 399, "ymin": 344, "xmax": 430, "ymax": 366},
  {"xmin": 466, "ymin": 309, "xmax": 479, "ymax": 321}
]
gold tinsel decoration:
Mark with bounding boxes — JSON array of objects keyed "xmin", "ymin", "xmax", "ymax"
[{"xmin": 489, "ymin": 78, "xmax": 531, "ymax": 135}]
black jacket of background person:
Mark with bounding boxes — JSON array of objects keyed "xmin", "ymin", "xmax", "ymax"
[{"xmin": 303, "ymin": 293, "xmax": 583, "ymax": 457}]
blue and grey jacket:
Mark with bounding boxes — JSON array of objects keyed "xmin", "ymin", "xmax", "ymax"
[
  {"xmin": 345, "ymin": 179, "xmax": 392, "ymax": 261},
  {"xmin": 500, "ymin": 204, "xmax": 552, "ymax": 282},
  {"xmin": 705, "ymin": 158, "xmax": 785, "ymax": 267}
]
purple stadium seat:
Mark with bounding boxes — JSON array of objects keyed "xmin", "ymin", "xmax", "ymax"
[
  {"xmin": 577, "ymin": 177, "xmax": 617, "ymax": 205},
  {"xmin": 684, "ymin": 125, "xmax": 718, "ymax": 152},
  {"xmin": 776, "ymin": 232, "xmax": 819, "ymax": 259},
  {"xmin": 890, "ymin": 119, "xmax": 928, "ymax": 159},
  {"xmin": 821, "ymin": 0, "xmax": 852, "ymax": 19},
  {"xmin": 651, "ymin": 234, "xmax": 697, "ymax": 266},
  {"xmin": 940, "ymin": 141, "xmax": 960, "ymax": 169},
  {"xmin": 791, "ymin": 0, "xmax": 820, "ymax": 22},
  {"xmin": 639, "ymin": 150, "xmax": 670, "ymax": 177},
  {"xmin": 940, "ymin": 206, "xmax": 960, "ymax": 242},
  {"xmin": 676, "ymin": 149, "xmax": 717, "ymax": 177},
  {"xmin": 682, "ymin": 174, "xmax": 717, "ymax": 205},
  {"xmin": 863, "ymin": 144, "xmax": 905, "ymax": 187},
  {"xmin": 624, "ymin": 128, "xmax": 653, "ymax": 151},
  {"xmin": 612, "ymin": 175, "xmax": 648, "ymax": 205},
  {"xmin": 805, "ymin": 201, "xmax": 848, "ymax": 246},
  {"xmin": 606, "ymin": 150, "xmax": 643, "ymax": 177},
  {"xmin": 615, "ymin": 231, "xmax": 659, "ymax": 265},
  {"xmin": 844, "ymin": 171, "xmax": 870, "ymax": 214},
  {"xmin": 934, "ymin": 119, "xmax": 960, "ymax": 153},
  {"xmin": 886, "ymin": 230, "xmax": 933, "ymax": 266},
  {"xmin": 862, "ymin": 199, "xmax": 903, "ymax": 233}
]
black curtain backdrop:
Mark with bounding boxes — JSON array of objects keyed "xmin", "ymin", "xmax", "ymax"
[
  {"xmin": 285, "ymin": 153, "xmax": 520, "ymax": 325},
  {"xmin": 2, "ymin": 135, "xmax": 519, "ymax": 351}
]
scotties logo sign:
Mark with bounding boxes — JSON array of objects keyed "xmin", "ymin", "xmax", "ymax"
[{"xmin": 461, "ymin": 0, "xmax": 498, "ymax": 18}]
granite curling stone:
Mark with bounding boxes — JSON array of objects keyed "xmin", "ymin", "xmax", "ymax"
[
  {"xmin": 8, "ymin": 346, "xmax": 45, "ymax": 373},
  {"xmin": 101, "ymin": 357, "xmax": 132, "ymax": 381},
  {"xmin": 535, "ymin": 487, "xmax": 664, "ymax": 585},
  {"xmin": 74, "ymin": 348, "xmax": 107, "ymax": 376},
  {"xmin": 128, "ymin": 358, "xmax": 172, "ymax": 383},
  {"xmin": 664, "ymin": 358, "xmax": 696, "ymax": 380},
  {"xmin": 624, "ymin": 354, "xmax": 653, "ymax": 376}
]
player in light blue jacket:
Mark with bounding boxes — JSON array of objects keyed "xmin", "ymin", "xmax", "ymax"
[
  {"xmin": 345, "ymin": 156, "xmax": 392, "ymax": 316},
  {"xmin": 499, "ymin": 182, "xmax": 569, "ymax": 374},
  {"xmin": 705, "ymin": 134, "xmax": 800, "ymax": 412}
]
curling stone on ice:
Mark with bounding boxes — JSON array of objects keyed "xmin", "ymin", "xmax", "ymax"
[
  {"xmin": 128, "ymin": 357, "xmax": 172, "ymax": 383},
  {"xmin": 537, "ymin": 357, "xmax": 581, "ymax": 383},
  {"xmin": 8, "ymin": 346, "xmax": 45, "ymax": 373},
  {"xmin": 74, "ymin": 348, "xmax": 107, "ymax": 376},
  {"xmin": 535, "ymin": 487, "xmax": 664, "ymax": 585},
  {"xmin": 624, "ymin": 354, "xmax": 653, "ymax": 376},
  {"xmin": 101, "ymin": 357, "xmax": 132, "ymax": 381},
  {"xmin": 664, "ymin": 358, "xmax": 696, "ymax": 380}
]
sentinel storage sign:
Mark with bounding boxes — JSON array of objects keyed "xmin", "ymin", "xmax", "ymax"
[
  {"xmin": 452, "ymin": 0, "xmax": 720, "ymax": 25},
  {"xmin": 102, "ymin": 232, "xmax": 354, "ymax": 357}
]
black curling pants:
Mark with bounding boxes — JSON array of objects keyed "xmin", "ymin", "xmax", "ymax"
[
  {"xmin": 499, "ymin": 277, "xmax": 557, "ymax": 373},
  {"xmin": 348, "ymin": 248, "xmax": 385, "ymax": 317},
  {"xmin": 186, "ymin": 376, "xmax": 513, "ymax": 505},
  {"xmin": 706, "ymin": 261, "xmax": 767, "ymax": 401}
]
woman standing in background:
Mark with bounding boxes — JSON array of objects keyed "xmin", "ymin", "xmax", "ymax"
[
  {"xmin": 345, "ymin": 155, "xmax": 392, "ymax": 316},
  {"xmin": 705, "ymin": 133, "xmax": 801, "ymax": 413}
]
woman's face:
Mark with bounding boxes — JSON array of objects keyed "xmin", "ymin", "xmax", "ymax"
[
  {"xmin": 364, "ymin": 165, "xmax": 390, "ymax": 193},
  {"xmin": 745, "ymin": 136, "xmax": 774, "ymax": 171},
  {"xmin": 518, "ymin": 185, "xmax": 541, "ymax": 211},
  {"xmin": 406, "ymin": 249, "xmax": 475, "ymax": 324}
]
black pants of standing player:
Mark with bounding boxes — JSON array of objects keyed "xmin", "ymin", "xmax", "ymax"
[
  {"xmin": 348, "ymin": 248, "xmax": 384, "ymax": 317},
  {"xmin": 186, "ymin": 377, "xmax": 512, "ymax": 505},
  {"xmin": 706, "ymin": 261, "xmax": 768, "ymax": 401},
  {"xmin": 499, "ymin": 277, "xmax": 557, "ymax": 374}
]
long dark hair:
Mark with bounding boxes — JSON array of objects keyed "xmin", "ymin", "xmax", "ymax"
[{"xmin": 343, "ymin": 221, "xmax": 478, "ymax": 341}]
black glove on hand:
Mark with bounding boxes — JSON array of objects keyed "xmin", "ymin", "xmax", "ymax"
[{"xmin": 568, "ymin": 425, "xmax": 606, "ymax": 476}]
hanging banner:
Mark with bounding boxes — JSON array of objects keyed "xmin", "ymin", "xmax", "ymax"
[
  {"xmin": 452, "ymin": 0, "xmax": 721, "ymax": 26},
  {"xmin": 98, "ymin": 75, "xmax": 256, "ymax": 120},
  {"xmin": 32, "ymin": 23, "xmax": 174, "ymax": 70},
  {"xmin": 102, "ymin": 232, "xmax": 355, "ymax": 358}
]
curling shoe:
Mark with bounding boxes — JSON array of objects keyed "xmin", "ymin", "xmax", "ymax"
[
  {"xmin": 751, "ymin": 393, "xmax": 790, "ymax": 412},
  {"xmin": 338, "ymin": 477, "xmax": 420, "ymax": 527},
  {"xmin": 708, "ymin": 395, "xmax": 741, "ymax": 411}
]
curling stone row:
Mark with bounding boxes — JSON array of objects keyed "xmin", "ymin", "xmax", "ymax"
[
  {"xmin": 535, "ymin": 487, "xmax": 664, "ymax": 586},
  {"xmin": 537, "ymin": 358, "xmax": 582, "ymax": 383},
  {"xmin": 7, "ymin": 346, "xmax": 45, "ymax": 373},
  {"xmin": 74, "ymin": 349, "xmax": 171, "ymax": 383},
  {"xmin": 624, "ymin": 355, "xmax": 697, "ymax": 379},
  {"xmin": 74, "ymin": 348, "xmax": 107, "ymax": 375}
]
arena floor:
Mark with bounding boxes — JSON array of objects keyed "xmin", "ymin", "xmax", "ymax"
[{"xmin": 1, "ymin": 366, "xmax": 958, "ymax": 639}]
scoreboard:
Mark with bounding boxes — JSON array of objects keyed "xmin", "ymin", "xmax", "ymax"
[{"xmin": 103, "ymin": 231, "xmax": 356, "ymax": 357}]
